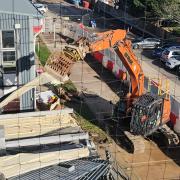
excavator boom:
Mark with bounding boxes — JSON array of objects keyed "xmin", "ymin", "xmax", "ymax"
[{"xmin": 79, "ymin": 29, "xmax": 144, "ymax": 97}]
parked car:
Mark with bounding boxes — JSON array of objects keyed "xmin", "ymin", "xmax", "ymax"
[
  {"xmin": 165, "ymin": 56, "xmax": 180, "ymax": 69},
  {"xmin": 177, "ymin": 66, "xmax": 180, "ymax": 80},
  {"xmin": 132, "ymin": 38, "xmax": 161, "ymax": 49},
  {"xmin": 152, "ymin": 44, "xmax": 180, "ymax": 58},
  {"xmin": 33, "ymin": 3, "xmax": 48, "ymax": 14},
  {"xmin": 160, "ymin": 47, "xmax": 180, "ymax": 63}
]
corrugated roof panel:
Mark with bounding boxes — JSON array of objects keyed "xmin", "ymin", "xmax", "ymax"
[
  {"xmin": 0, "ymin": 0, "xmax": 42, "ymax": 17},
  {"xmin": 9, "ymin": 158, "xmax": 108, "ymax": 180}
]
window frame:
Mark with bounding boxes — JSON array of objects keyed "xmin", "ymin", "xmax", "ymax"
[
  {"xmin": 1, "ymin": 30, "xmax": 15, "ymax": 49},
  {"xmin": 0, "ymin": 30, "xmax": 16, "ymax": 70}
]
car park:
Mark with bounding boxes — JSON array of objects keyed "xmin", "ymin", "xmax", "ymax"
[
  {"xmin": 160, "ymin": 47, "xmax": 180, "ymax": 63},
  {"xmin": 33, "ymin": 3, "xmax": 48, "ymax": 14},
  {"xmin": 165, "ymin": 56, "xmax": 180, "ymax": 69},
  {"xmin": 152, "ymin": 44, "xmax": 180, "ymax": 58},
  {"xmin": 132, "ymin": 38, "xmax": 161, "ymax": 49}
]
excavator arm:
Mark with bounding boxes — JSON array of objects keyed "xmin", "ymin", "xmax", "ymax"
[{"xmin": 79, "ymin": 29, "xmax": 144, "ymax": 98}]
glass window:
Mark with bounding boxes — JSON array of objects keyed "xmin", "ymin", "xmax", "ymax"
[
  {"xmin": 2, "ymin": 31, "xmax": 15, "ymax": 48},
  {"xmin": 3, "ymin": 67, "xmax": 16, "ymax": 73},
  {"xmin": 3, "ymin": 51, "xmax": 16, "ymax": 68},
  {"xmin": 3, "ymin": 51, "xmax": 16, "ymax": 62},
  {"xmin": 172, "ymin": 51, "xmax": 180, "ymax": 56},
  {"xmin": 175, "ymin": 56, "xmax": 180, "ymax": 61}
]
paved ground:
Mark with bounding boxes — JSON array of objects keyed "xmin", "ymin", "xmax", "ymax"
[{"xmin": 42, "ymin": 2, "xmax": 180, "ymax": 179}]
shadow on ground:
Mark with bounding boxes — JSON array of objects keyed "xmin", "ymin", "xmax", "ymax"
[
  {"xmin": 66, "ymin": 92, "xmax": 135, "ymax": 154},
  {"xmin": 80, "ymin": 54, "xmax": 180, "ymax": 165},
  {"xmin": 85, "ymin": 54, "xmax": 130, "ymax": 97},
  {"xmin": 149, "ymin": 131, "xmax": 180, "ymax": 165}
]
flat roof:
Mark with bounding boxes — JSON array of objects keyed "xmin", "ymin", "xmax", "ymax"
[{"xmin": 0, "ymin": 0, "xmax": 42, "ymax": 18}]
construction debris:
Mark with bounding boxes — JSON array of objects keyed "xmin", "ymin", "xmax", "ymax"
[
  {"xmin": 0, "ymin": 108, "xmax": 93, "ymax": 179},
  {"xmin": 0, "ymin": 73, "xmax": 63, "ymax": 111}
]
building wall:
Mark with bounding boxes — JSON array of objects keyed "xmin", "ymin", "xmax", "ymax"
[{"xmin": 0, "ymin": 12, "xmax": 35, "ymax": 111}]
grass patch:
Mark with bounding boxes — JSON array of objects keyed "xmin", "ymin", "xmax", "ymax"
[
  {"xmin": 35, "ymin": 38, "xmax": 51, "ymax": 66},
  {"xmin": 70, "ymin": 102, "xmax": 111, "ymax": 143},
  {"xmin": 172, "ymin": 27, "xmax": 180, "ymax": 36},
  {"xmin": 62, "ymin": 80, "xmax": 77, "ymax": 93},
  {"xmin": 75, "ymin": 113, "xmax": 109, "ymax": 141}
]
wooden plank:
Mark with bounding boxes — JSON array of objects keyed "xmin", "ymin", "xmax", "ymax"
[
  {"xmin": 0, "ymin": 114, "xmax": 78, "ymax": 139},
  {"xmin": 0, "ymin": 108, "xmax": 73, "ymax": 120}
]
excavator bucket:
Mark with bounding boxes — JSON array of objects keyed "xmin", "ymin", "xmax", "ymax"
[{"xmin": 44, "ymin": 51, "xmax": 75, "ymax": 81}]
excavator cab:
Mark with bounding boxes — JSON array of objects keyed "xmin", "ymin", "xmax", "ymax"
[{"xmin": 130, "ymin": 93, "xmax": 164, "ymax": 137}]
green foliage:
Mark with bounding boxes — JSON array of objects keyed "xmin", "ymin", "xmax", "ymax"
[
  {"xmin": 62, "ymin": 80, "xmax": 77, "ymax": 93},
  {"xmin": 128, "ymin": 0, "xmax": 180, "ymax": 21},
  {"xmin": 35, "ymin": 41, "xmax": 51, "ymax": 66},
  {"xmin": 172, "ymin": 27, "xmax": 180, "ymax": 36},
  {"xmin": 75, "ymin": 113, "xmax": 109, "ymax": 141},
  {"xmin": 133, "ymin": 0, "xmax": 145, "ymax": 8}
]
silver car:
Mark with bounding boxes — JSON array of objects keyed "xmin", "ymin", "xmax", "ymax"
[
  {"xmin": 161, "ymin": 47, "xmax": 180, "ymax": 63},
  {"xmin": 165, "ymin": 56, "xmax": 180, "ymax": 69},
  {"xmin": 132, "ymin": 38, "xmax": 161, "ymax": 49}
]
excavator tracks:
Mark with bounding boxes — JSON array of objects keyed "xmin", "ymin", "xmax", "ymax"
[{"xmin": 159, "ymin": 124, "xmax": 179, "ymax": 146}]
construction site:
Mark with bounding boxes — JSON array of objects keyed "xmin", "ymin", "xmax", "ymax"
[{"xmin": 0, "ymin": 0, "xmax": 180, "ymax": 179}]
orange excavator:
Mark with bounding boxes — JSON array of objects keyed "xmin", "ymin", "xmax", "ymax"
[{"xmin": 75, "ymin": 29, "xmax": 179, "ymax": 146}]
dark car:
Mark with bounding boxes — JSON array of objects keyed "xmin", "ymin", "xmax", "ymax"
[{"xmin": 152, "ymin": 44, "xmax": 180, "ymax": 58}]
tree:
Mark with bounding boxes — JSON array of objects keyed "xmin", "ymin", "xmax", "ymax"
[
  {"xmin": 161, "ymin": 0, "xmax": 180, "ymax": 23},
  {"xmin": 127, "ymin": 0, "xmax": 180, "ymax": 23}
]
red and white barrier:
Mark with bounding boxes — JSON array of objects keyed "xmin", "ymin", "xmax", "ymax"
[
  {"xmin": 92, "ymin": 49, "xmax": 128, "ymax": 80},
  {"xmin": 92, "ymin": 49, "xmax": 180, "ymax": 134}
]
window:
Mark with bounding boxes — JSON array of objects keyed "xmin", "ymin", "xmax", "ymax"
[
  {"xmin": 3, "ymin": 51, "xmax": 15, "ymax": 62},
  {"xmin": 175, "ymin": 56, "xmax": 180, "ymax": 61},
  {"xmin": 172, "ymin": 51, "xmax": 180, "ymax": 56},
  {"xmin": 0, "ymin": 30, "xmax": 16, "ymax": 71},
  {"xmin": 2, "ymin": 31, "xmax": 15, "ymax": 48},
  {"xmin": 3, "ymin": 51, "xmax": 16, "ymax": 68}
]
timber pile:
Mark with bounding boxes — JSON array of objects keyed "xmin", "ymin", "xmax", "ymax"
[
  {"xmin": 0, "ymin": 110, "xmax": 77, "ymax": 140},
  {"xmin": 0, "ymin": 109, "xmax": 90, "ymax": 178}
]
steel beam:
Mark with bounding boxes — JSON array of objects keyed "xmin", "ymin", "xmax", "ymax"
[{"xmin": 5, "ymin": 133, "xmax": 89, "ymax": 149}]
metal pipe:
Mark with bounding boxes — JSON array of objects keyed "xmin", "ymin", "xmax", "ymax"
[{"xmin": 5, "ymin": 133, "xmax": 89, "ymax": 149}]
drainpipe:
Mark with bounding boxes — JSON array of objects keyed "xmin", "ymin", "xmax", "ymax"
[{"xmin": 33, "ymin": 18, "xmax": 44, "ymax": 110}]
